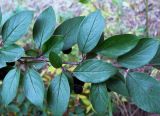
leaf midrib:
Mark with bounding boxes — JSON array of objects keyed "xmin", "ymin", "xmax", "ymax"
[{"xmin": 81, "ymin": 12, "xmax": 99, "ymax": 52}]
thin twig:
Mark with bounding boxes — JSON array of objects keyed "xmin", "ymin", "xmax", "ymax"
[
  {"xmin": 19, "ymin": 57, "xmax": 81, "ymax": 65},
  {"xmin": 115, "ymin": 94, "xmax": 129, "ymax": 116},
  {"xmin": 131, "ymin": 108, "xmax": 139, "ymax": 116},
  {"xmin": 63, "ymin": 62, "xmax": 80, "ymax": 65}
]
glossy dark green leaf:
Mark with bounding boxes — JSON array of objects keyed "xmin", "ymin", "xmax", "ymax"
[
  {"xmin": 54, "ymin": 16, "xmax": 84, "ymax": 50},
  {"xmin": 63, "ymin": 70, "xmax": 74, "ymax": 91},
  {"xmin": 127, "ymin": 72, "xmax": 160, "ymax": 113},
  {"xmin": 47, "ymin": 73, "xmax": 70, "ymax": 115},
  {"xmin": 42, "ymin": 35, "xmax": 64, "ymax": 56},
  {"xmin": 86, "ymin": 33, "xmax": 104, "ymax": 59},
  {"xmin": 1, "ymin": 68, "xmax": 20, "ymax": 105},
  {"xmin": 150, "ymin": 45, "xmax": 160, "ymax": 69},
  {"xmin": 90, "ymin": 83, "xmax": 109, "ymax": 114},
  {"xmin": 0, "ymin": 44, "xmax": 24, "ymax": 63},
  {"xmin": 106, "ymin": 73, "xmax": 129, "ymax": 96},
  {"xmin": 92, "ymin": 32, "xmax": 105, "ymax": 50},
  {"xmin": 2, "ymin": 11, "xmax": 33, "ymax": 45},
  {"xmin": 24, "ymin": 68, "xmax": 44, "ymax": 108},
  {"xmin": 73, "ymin": 59, "xmax": 117, "ymax": 83},
  {"xmin": 25, "ymin": 49, "xmax": 39, "ymax": 57},
  {"xmin": 78, "ymin": 10, "xmax": 105, "ymax": 53},
  {"xmin": 33, "ymin": 6, "xmax": 56, "ymax": 48},
  {"xmin": 0, "ymin": 62, "xmax": 6, "ymax": 68},
  {"xmin": 49, "ymin": 51, "xmax": 62, "ymax": 68},
  {"xmin": 118, "ymin": 38, "xmax": 159, "ymax": 69},
  {"xmin": 96, "ymin": 34, "xmax": 140, "ymax": 58}
]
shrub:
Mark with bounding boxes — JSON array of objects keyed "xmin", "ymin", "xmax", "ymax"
[{"xmin": 0, "ymin": 6, "xmax": 160, "ymax": 115}]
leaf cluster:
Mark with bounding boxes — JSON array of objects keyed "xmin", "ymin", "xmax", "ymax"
[{"xmin": 0, "ymin": 6, "xmax": 160, "ymax": 115}]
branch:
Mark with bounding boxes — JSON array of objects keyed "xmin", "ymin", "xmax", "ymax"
[
  {"xmin": 63, "ymin": 61, "xmax": 80, "ymax": 65},
  {"xmin": 19, "ymin": 57, "xmax": 81, "ymax": 65}
]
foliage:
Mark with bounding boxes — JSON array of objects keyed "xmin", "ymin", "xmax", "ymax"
[{"xmin": 0, "ymin": 6, "xmax": 160, "ymax": 115}]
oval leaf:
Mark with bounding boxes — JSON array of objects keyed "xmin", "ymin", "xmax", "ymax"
[
  {"xmin": 63, "ymin": 70, "xmax": 74, "ymax": 91},
  {"xmin": 86, "ymin": 33, "xmax": 105, "ymax": 59},
  {"xmin": 73, "ymin": 59, "xmax": 117, "ymax": 83},
  {"xmin": 106, "ymin": 73, "xmax": 129, "ymax": 96},
  {"xmin": 0, "ymin": 44, "xmax": 24, "ymax": 63},
  {"xmin": 33, "ymin": 6, "xmax": 56, "ymax": 48},
  {"xmin": 24, "ymin": 68, "xmax": 45, "ymax": 108},
  {"xmin": 42, "ymin": 35, "xmax": 64, "ymax": 56},
  {"xmin": 96, "ymin": 34, "xmax": 140, "ymax": 58},
  {"xmin": 47, "ymin": 73, "xmax": 70, "ymax": 115},
  {"xmin": 118, "ymin": 38, "xmax": 159, "ymax": 69},
  {"xmin": 90, "ymin": 83, "xmax": 109, "ymax": 114},
  {"xmin": 2, "ymin": 11, "xmax": 33, "ymax": 45},
  {"xmin": 49, "ymin": 51, "xmax": 62, "ymax": 68},
  {"xmin": 127, "ymin": 72, "xmax": 160, "ymax": 113},
  {"xmin": 78, "ymin": 10, "xmax": 105, "ymax": 53},
  {"xmin": 0, "ymin": 62, "xmax": 6, "ymax": 68},
  {"xmin": 54, "ymin": 16, "xmax": 84, "ymax": 50},
  {"xmin": 150, "ymin": 45, "xmax": 160, "ymax": 69},
  {"xmin": 1, "ymin": 68, "xmax": 20, "ymax": 105}
]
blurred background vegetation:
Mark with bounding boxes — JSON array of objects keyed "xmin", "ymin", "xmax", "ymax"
[{"xmin": 1, "ymin": 0, "xmax": 160, "ymax": 115}]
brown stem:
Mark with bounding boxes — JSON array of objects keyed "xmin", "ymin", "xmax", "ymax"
[
  {"xmin": 131, "ymin": 108, "xmax": 139, "ymax": 116},
  {"xmin": 19, "ymin": 57, "xmax": 81, "ymax": 65}
]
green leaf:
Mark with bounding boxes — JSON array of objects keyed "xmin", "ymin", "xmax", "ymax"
[
  {"xmin": 106, "ymin": 73, "xmax": 129, "ymax": 96},
  {"xmin": 1, "ymin": 68, "xmax": 20, "ymax": 105},
  {"xmin": 96, "ymin": 34, "xmax": 140, "ymax": 58},
  {"xmin": 73, "ymin": 59, "xmax": 117, "ymax": 83},
  {"xmin": 127, "ymin": 72, "xmax": 160, "ymax": 113},
  {"xmin": 78, "ymin": 10, "xmax": 105, "ymax": 53},
  {"xmin": 150, "ymin": 45, "xmax": 160, "ymax": 69},
  {"xmin": 118, "ymin": 38, "xmax": 159, "ymax": 69},
  {"xmin": 49, "ymin": 51, "xmax": 62, "ymax": 68},
  {"xmin": 2, "ymin": 11, "xmax": 33, "ymax": 45},
  {"xmin": 63, "ymin": 70, "xmax": 74, "ymax": 91},
  {"xmin": 93, "ymin": 32, "xmax": 105, "ymax": 49},
  {"xmin": 0, "ymin": 44, "xmax": 24, "ymax": 63},
  {"xmin": 47, "ymin": 73, "xmax": 70, "ymax": 115},
  {"xmin": 0, "ymin": 62, "xmax": 6, "ymax": 68},
  {"xmin": 33, "ymin": 6, "xmax": 56, "ymax": 48},
  {"xmin": 24, "ymin": 68, "xmax": 45, "ymax": 108},
  {"xmin": 42, "ymin": 35, "xmax": 64, "ymax": 56},
  {"xmin": 25, "ymin": 49, "xmax": 39, "ymax": 57},
  {"xmin": 86, "ymin": 33, "xmax": 104, "ymax": 59},
  {"xmin": 90, "ymin": 83, "xmax": 109, "ymax": 114},
  {"xmin": 54, "ymin": 16, "xmax": 84, "ymax": 50}
]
